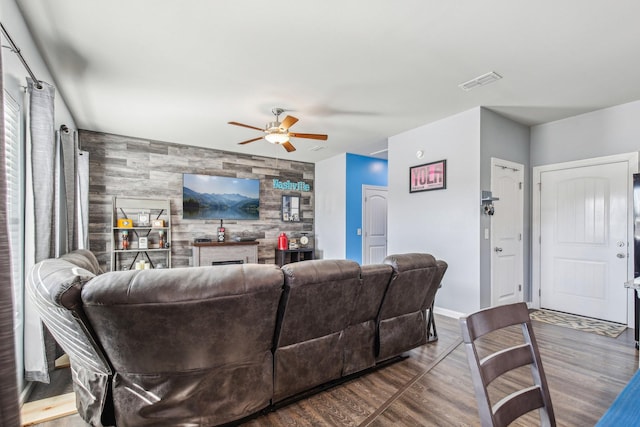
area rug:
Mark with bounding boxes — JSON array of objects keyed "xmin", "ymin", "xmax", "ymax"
[{"xmin": 529, "ymin": 309, "xmax": 627, "ymax": 338}]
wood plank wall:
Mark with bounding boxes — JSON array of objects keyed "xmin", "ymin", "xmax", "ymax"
[{"xmin": 80, "ymin": 130, "xmax": 315, "ymax": 270}]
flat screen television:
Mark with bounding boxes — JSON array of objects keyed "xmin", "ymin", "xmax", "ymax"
[{"xmin": 183, "ymin": 173, "xmax": 260, "ymax": 220}]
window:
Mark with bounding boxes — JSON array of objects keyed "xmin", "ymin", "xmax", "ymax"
[{"xmin": 4, "ymin": 90, "xmax": 24, "ymax": 391}]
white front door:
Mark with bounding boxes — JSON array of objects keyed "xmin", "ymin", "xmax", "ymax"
[
  {"xmin": 363, "ymin": 185, "xmax": 388, "ymax": 265},
  {"xmin": 540, "ymin": 161, "xmax": 629, "ymax": 323},
  {"xmin": 491, "ymin": 159, "xmax": 524, "ymax": 306}
]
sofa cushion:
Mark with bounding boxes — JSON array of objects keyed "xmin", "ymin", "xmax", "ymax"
[
  {"xmin": 30, "ymin": 255, "xmax": 96, "ymax": 310},
  {"xmin": 276, "ymin": 259, "xmax": 361, "ymax": 347},
  {"xmin": 60, "ymin": 248, "xmax": 103, "ymax": 276},
  {"xmin": 27, "ymin": 253, "xmax": 113, "ymax": 426},
  {"xmin": 380, "ymin": 253, "xmax": 437, "ymax": 319},
  {"xmin": 376, "ymin": 253, "xmax": 441, "ymax": 362},
  {"xmin": 81, "ymin": 263, "xmax": 284, "ymax": 426},
  {"xmin": 273, "ymin": 259, "xmax": 361, "ymax": 401},
  {"xmin": 342, "ymin": 263, "xmax": 394, "ymax": 375},
  {"xmin": 82, "ymin": 264, "xmax": 284, "ymax": 372}
]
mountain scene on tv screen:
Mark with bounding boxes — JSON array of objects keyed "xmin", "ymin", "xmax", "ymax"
[{"xmin": 183, "ymin": 187, "xmax": 259, "ymax": 220}]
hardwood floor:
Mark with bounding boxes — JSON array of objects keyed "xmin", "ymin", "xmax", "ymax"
[{"xmin": 28, "ymin": 314, "xmax": 638, "ymax": 426}]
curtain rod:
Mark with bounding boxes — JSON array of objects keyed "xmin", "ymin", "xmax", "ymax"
[{"xmin": 0, "ymin": 21, "xmax": 43, "ymax": 89}]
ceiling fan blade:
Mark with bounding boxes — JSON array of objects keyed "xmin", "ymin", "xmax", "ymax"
[
  {"xmin": 282, "ymin": 141, "xmax": 296, "ymax": 152},
  {"xmin": 238, "ymin": 137, "xmax": 264, "ymax": 145},
  {"xmin": 228, "ymin": 121, "xmax": 265, "ymax": 132},
  {"xmin": 280, "ymin": 115, "xmax": 299, "ymax": 130},
  {"xmin": 289, "ymin": 132, "xmax": 328, "ymax": 141}
]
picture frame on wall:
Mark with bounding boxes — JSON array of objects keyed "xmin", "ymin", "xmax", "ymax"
[
  {"xmin": 410, "ymin": 159, "xmax": 446, "ymax": 193},
  {"xmin": 282, "ymin": 195, "xmax": 301, "ymax": 222}
]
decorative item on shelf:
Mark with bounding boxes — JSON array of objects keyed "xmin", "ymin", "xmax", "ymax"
[
  {"xmin": 152, "ymin": 219, "xmax": 165, "ymax": 227},
  {"xmin": 138, "ymin": 211, "xmax": 150, "ymax": 226},
  {"xmin": 481, "ymin": 190, "xmax": 499, "ymax": 216},
  {"xmin": 135, "ymin": 260, "xmax": 151, "ymax": 270},
  {"xmin": 289, "ymin": 238, "xmax": 299, "ymax": 250},
  {"xmin": 299, "ymin": 233, "xmax": 310, "ymax": 248},
  {"xmin": 277, "ymin": 232, "xmax": 288, "ymax": 250},
  {"xmin": 217, "ymin": 220, "xmax": 225, "ymax": 242},
  {"xmin": 117, "ymin": 218, "xmax": 133, "ymax": 228},
  {"xmin": 158, "ymin": 230, "xmax": 165, "ymax": 248},
  {"xmin": 121, "ymin": 230, "xmax": 129, "ymax": 250},
  {"xmin": 139, "ymin": 237, "xmax": 148, "ymax": 249}
]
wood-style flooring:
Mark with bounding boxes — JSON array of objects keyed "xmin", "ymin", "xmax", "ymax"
[{"xmin": 27, "ymin": 313, "xmax": 639, "ymax": 426}]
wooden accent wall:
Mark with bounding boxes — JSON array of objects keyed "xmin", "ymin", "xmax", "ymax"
[{"xmin": 80, "ymin": 130, "xmax": 314, "ymax": 270}]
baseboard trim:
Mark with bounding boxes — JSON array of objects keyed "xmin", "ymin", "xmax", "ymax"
[
  {"xmin": 19, "ymin": 382, "xmax": 35, "ymax": 406},
  {"xmin": 433, "ymin": 306, "xmax": 464, "ymax": 319}
]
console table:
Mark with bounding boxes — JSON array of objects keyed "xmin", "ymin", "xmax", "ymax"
[
  {"xmin": 192, "ymin": 241, "xmax": 258, "ymax": 266},
  {"xmin": 275, "ymin": 248, "xmax": 314, "ymax": 267}
]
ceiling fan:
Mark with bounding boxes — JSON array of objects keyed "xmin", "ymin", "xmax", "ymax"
[{"xmin": 228, "ymin": 107, "xmax": 328, "ymax": 152}]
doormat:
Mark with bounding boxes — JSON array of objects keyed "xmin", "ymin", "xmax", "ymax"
[{"xmin": 529, "ymin": 309, "xmax": 627, "ymax": 338}]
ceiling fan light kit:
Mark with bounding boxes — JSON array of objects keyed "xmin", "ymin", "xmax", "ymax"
[
  {"xmin": 229, "ymin": 107, "xmax": 327, "ymax": 153},
  {"xmin": 265, "ymin": 131, "xmax": 290, "ymax": 144}
]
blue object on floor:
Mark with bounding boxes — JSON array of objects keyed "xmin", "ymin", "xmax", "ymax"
[{"xmin": 596, "ymin": 369, "xmax": 640, "ymax": 426}]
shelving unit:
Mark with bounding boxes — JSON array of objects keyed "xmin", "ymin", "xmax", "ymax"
[
  {"xmin": 111, "ymin": 197, "xmax": 171, "ymax": 271},
  {"xmin": 275, "ymin": 248, "xmax": 314, "ymax": 267}
]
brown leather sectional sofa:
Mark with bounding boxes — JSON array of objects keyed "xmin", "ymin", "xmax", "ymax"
[{"xmin": 28, "ymin": 249, "xmax": 447, "ymax": 426}]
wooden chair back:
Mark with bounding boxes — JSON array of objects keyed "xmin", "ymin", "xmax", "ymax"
[{"xmin": 459, "ymin": 302, "xmax": 556, "ymax": 427}]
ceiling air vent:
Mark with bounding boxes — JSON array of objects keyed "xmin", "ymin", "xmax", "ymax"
[
  {"xmin": 459, "ymin": 71, "xmax": 502, "ymax": 91},
  {"xmin": 308, "ymin": 145, "xmax": 325, "ymax": 152}
]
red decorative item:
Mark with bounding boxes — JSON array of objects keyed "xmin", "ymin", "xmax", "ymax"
[
  {"xmin": 121, "ymin": 230, "xmax": 129, "ymax": 250},
  {"xmin": 277, "ymin": 232, "xmax": 288, "ymax": 250}
]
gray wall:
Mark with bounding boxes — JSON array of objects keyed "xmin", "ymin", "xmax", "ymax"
[
  {"xmin": 81, "ymin": 130, "xmax": 314, "ymax": 270},
  {"xmin": 480, "ymin": 108, "xmax": 531, "ymax": 306},
  {"xmin": 387, "ymin": 108, "xmax": 482, "ymax": 315},
  {"xmin": 386, "ymin": 107, "xmax": 530, "ymax": 315},
  {"xmin": 531, "ymin": 100, "xmax": 640, "ymax": 167}
]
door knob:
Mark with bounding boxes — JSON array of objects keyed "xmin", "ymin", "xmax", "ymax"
[
  {"xmin": 494, "ymin": 247, "xmax": 503, "ymax": 253},
  {"xmin": 617, "ymin": 253, "xmax": 626, "ymax": 258}
]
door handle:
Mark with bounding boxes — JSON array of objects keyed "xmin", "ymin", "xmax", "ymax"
[
  {"xmin": 617, "ymin": 253, "xmax": 626, "ymax": 258},
  {"xmin": 494, "ymin": 247, "xmax": 503, "ymax": 253}
]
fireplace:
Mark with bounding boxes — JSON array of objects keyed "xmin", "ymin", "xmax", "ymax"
[
  {"xmin": 192, "ymin": 241, "xmax": 259, "ymax": 266},
  {"xmin": 211, "ymin": 260, "xmax": 244, "ymax": 266}
]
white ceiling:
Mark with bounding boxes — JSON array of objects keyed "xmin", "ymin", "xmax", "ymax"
[{"xmin": 14, "ymin": 0, "xmax": 640, "ymax": 163}]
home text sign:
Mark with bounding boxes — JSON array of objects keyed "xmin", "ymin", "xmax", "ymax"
[
  {"xmin": 410, "ymin": 159, "xmax": 447, "ymax": 193},
  {"xmin": 272, "ymin": 179, "xmax": 311, "ymax": 192}
]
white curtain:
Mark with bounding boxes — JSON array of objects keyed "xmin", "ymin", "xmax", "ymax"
[
  {"xmin": 60, "ymin": 128, "xmax": 89, "ymax": 251},
  {"xmin": 0, "ymin": 37, "xmax": 21, "ymax": 427},
  {"xmin": 77, "ymin": 146, "xmax": 89, "ymax": 249},
  {"xmin": 24, "ymin": 78, "xmax": 56, "ymax": 382},
  {"xmin": 23, "ymin": 79, "xmax": 88, "ymax": 382}
]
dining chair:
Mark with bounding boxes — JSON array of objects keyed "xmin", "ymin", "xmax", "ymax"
[{"xmin": 459, "ymin": 302, "xmax": 556, "ymax": 427}]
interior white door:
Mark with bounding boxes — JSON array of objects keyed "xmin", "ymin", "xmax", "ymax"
[
  {"xmin": 540, "ymin": 161, "xmax": 629, "ymax": 323},
  {"xmin": 363, "ymin": 186, "xmax": 388, "ymax": 265},
  {"xmin": 491, "ymin": 160, "xmax": 524, "ymax": 306}
]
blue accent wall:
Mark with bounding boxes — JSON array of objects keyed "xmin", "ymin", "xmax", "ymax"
[{"xmin": 345, "ymin": 153, "xmax": 388, "ymax": 263}]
